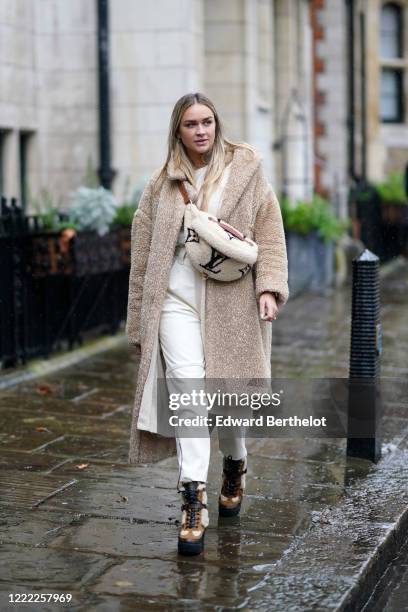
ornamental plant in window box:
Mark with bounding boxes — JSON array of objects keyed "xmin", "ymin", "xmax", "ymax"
[
  {"xmin": 281, "ymin": 194, "xmax": 348, "ymax": 295},
  {"xmin": 29, "ymin": 189, "xmax": 77, "ymax": 277},
  {"xmin": 64, "ymin": 186, "xmax": 122, "ymax": 275},
  {"xmin": 30, "ymin": 186, "xmax": 122, "ymax": 277},
  {"xmin": 376, "ymin": 173, "xmax": 408, "ymax": 225},
  {"xmin": 110, "ymin": 204, "xmax": 136, "ymax": 266},
  {"xmin": 109, "ymin": 178, "xmax": 148, "ymax": 266}
]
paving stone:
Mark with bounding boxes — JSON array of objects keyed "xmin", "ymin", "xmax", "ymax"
[{"xmin": 0, "ymin": 260, "xmax": 407, "ymax": 609}]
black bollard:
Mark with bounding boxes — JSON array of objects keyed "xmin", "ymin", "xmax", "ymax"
[{"xmin": 347, "ymin": 248, "xmax": 382, "ymax": 462}]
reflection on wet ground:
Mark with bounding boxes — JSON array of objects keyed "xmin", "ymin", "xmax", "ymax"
[{"xmin": 0, "ymin": 261, "xmax": 407, "ymax": 609}]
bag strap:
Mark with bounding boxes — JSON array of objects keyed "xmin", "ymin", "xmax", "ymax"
[{"xmin": 177, "ymin": 181, "xmax": 191, "ymax": 206}]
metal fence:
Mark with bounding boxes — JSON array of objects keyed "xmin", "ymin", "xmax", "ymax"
[{"xmin": 0, "ymin": 196, "xmax": 130, "ymax": 369}]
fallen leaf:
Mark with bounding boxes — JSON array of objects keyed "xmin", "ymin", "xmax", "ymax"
[
  {"xmin": 76, "ymin": 463, "xmax": 89, "ymax": 470},
  {"xmin": 35, "ymin": 426, "xmax": 51, "ymax": 432},
  {"xmin": 114, "ymin": 581, "xmax": 133, "ymax": 587},
  {"xmin": 36, "ymin": 384, "xmax": 53, "ymax": 395}
]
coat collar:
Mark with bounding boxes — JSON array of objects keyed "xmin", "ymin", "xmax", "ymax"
[
  {"xmin": 218, "ymin": 147, "xmax": 262, "ymax": 220},
  {"xmin": 166, "ymin": 146, "xmax": 262, "ymax": 221}
]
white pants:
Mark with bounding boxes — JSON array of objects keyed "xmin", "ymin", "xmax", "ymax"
[{"xmin": 159, "ymin": 247, "xmax": 247, "ymax": 488}]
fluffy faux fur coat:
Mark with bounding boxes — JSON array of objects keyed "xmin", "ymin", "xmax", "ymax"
[{"xmin": 126, "ymin": 146, "xmax": 289, "ymax": 464}]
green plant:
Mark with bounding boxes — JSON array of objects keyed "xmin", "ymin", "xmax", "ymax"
[
  {"xmin": 312, "ymin": 194, "xmax": 348, "ymax": 241},
  {"xmin": 112, "ymin": 203, "xmax": 137, "ymax": 227},
  {"xmin": 376, "ymin": 172, "xmax": 407, "ymax": 204},
  {"xmin": 30, "ymin": 188, "xmax": 62, "ymax": 231},
  {"xmin": 56, "ymin": 220, "xmax": 80, "ymax": 232},
  {"xmin": 281, "ymin": 196, "xmax": 315, "ymax": 235},
  {"xmin": 67, "ymin": 186, "xmax": 118, "ymax": 236},
  {"xmin": 281, "ymin": 193, "xmax": 348, "ymax": 242}
]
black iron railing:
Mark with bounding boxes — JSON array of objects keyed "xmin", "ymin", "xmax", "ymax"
[{"xmin": 0, "ymin": 196, "xmax": 130, "ymax": 369}]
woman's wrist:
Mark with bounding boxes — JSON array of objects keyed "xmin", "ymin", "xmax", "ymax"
[{"xmin": 261, "ymin": 291, "xmax": 279, "ymax": 301}]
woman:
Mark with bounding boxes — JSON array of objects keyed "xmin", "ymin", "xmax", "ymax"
[{"xmin": 126, "ymin": 93, "xmax": 289, "ymax": 556}]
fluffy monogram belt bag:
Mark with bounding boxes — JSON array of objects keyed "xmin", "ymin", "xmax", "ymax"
[{"xmin": 178, "ymin": 181, "xmax": 258, "ymax": 282}]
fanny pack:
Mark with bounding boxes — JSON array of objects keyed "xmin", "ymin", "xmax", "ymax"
[{"xmin": 178, "ymin": 181, "xmax": 258, "ymax": 282}]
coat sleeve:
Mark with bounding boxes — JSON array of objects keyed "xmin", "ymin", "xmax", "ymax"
[
  {"xmin": 253, "ymin": 177, "xmax": 289, "ymax": 308},
  {"xmin": 125, "ymin": 178, "xmax": 155, "ymax": 345}
]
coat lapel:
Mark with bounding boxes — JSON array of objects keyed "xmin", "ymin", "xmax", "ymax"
[{"xmin": 218, "ymin": 148, "xmax": 261, "ymax": 221}]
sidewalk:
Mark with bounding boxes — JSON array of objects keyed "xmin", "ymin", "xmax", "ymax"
[{"xmin": 0, "ymin": 259, "xmax": 407, "ymax": 611}]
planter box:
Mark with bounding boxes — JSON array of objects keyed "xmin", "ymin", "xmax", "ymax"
[
  {"xmin": 380, "ymin": 201, "xmax": 408, "ymax": 225},
  {"xmin": 72, "ymin": 230, "xmax": 123, "ymax": 276},
  {"xmin": 285, "ymin": 230, "xmax": 334, "ymax": 297},
  {"xmin": 30, "ymin": 232, "xmax": 74, "ymax": 277},
  {"xmin": 117, "ymin": 226, "xmax": 132, "ymax": 266},
  {"xmin": 379, "ymin": 202, "xmax": 408, "ymax": 261},
  {"xmin": 29, "ymin": 228, "xmax": 128, "ymax": 277}
]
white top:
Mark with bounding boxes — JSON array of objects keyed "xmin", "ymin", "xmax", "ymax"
[{"xmin": 176, "ymin": 163, "xmax": 232, "ymax": 246}]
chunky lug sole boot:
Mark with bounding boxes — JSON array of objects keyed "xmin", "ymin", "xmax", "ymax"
[
  {"xmin": 219, "ymin": 455, "xmax": 247, "ymax": 517},
  {"xmin": 178, "ymin": 482, "xmax": 209, "ymax": 556}
]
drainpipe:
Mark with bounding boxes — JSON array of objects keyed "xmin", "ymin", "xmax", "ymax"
[
  {"xmin": 345, "ymin": 0, "xmax": 358, "ymax": 184},
  {"xmin": 97, "ymin": 0, "xmax": 114, "ymax": 189},
  {"xmin": 360, "ymin": 11, "xmax": 367, "ymax": 182}
]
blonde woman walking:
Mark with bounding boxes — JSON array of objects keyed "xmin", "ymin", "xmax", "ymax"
[{"xmin": 126, "ymin": 93, "xmax": 289, "ymax": 555}]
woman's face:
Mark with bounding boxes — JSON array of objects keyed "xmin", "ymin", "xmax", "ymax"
[{"xmin": 177, "ymin": 103, "xmax": 216, "ymax": 161}]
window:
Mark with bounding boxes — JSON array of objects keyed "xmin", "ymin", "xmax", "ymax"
[
  {"xmin": 379, "ymin": 3, "xmax": 405, "ymax": 123},
  {"xmin": 380, "ymin": 68, "xmax": 403, "ymax": 121},
  {"xmin": 19, "ymin": 132, "xmax": 32, "ymax": 210},
  {"xmin": 380, "ymin": 3, "xmax": 402, "ymax": 58}
]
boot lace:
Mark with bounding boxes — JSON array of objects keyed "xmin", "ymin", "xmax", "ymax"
[
  {"xmin": 223, "ymin": 472, "xmax": 242, "ymax": 496},
  {"xmin": 223, "ymin": 458, "xmax": 247, "ymax": 497},
  {"xmin": 180, "ymin": 487, "xmax": 205, "ymax": 529}
]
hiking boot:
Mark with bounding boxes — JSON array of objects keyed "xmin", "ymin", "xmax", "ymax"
[
  {"xmin": 219, "ymin": 455, "xmax": 247, "ymax": 517},
  {"xmin": 178, "ymin": 481, "xmax": 209, "ymax": 555}
]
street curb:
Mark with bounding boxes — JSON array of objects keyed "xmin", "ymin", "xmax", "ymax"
[
  {"xmin": 247, "ymin": 441, "xmax": 408, "ymax": 611},
  {"xmin": 338, "ymin": 492, "xmax": 408, "ymax": 612},
  {"xmin": 0, "ymin": 333, "xmax": 128, "ymax": 391},
  {"xmin": 379, "ymin": 255, "xmax": 407, "ymax": 279}
]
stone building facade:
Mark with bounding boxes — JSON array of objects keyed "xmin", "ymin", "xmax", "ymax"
[
  {"xmin": 1, "ymin": 0, "xmax": 406, "ymax": 213},
  {"xmin": 0, "ymin": 0, "xmax": 314, "ymax": 210}
]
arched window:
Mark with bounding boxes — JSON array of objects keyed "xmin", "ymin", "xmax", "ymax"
[
  {"xmin": 380, "ymin": 2, "xmax": 403, "ymax": 58},
  {"xmin": 379, "ymin": 3, "xmax": 405, "ymax": 123}
]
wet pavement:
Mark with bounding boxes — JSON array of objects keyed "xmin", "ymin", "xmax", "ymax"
[
  {"xmin": 362, "ymin": 534, "xmax": 408, "ymax": 612},
  {"xmin": 0, "ymin": 259, "xmax": 407, "ymax": 610}
]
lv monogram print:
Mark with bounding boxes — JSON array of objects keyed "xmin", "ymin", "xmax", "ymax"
[
  {"xmin": 199, "ymin": 247, "xmax": 230, "ymax": 274},
  {"xmin": 224, "ymin": 230, "xmax": 238, "ymax": 241},
  {"xmin": 238, "ymin": 264, "xmax": 251, "ymax": 277},
  {"xmin": 186, "ymin": 227, "xmax": 199, "ymax": 243}
]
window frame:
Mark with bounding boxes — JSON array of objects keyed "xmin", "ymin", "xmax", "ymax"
[{"xmin": 379, "ymin": 1, "xmax": 407, "ymax": 125}]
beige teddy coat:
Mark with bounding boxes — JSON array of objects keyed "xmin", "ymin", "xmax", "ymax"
[{"xmin": 126, "ymin": 147, "xmax": 289, "ymax": 464}]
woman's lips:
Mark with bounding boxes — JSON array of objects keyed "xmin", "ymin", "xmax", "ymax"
[{"xmin": 195, "ymin": 139, "xmax": 208, "ymax": 145}]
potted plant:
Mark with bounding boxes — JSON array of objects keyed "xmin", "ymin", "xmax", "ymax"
[
  {"xmin": 29, "ymin": 189, "xmax": 76, "ymax": 276},
  {"xmin": 281, "ymin": 194, "xmax": 348, "ymax": 294},
  {"xmin": 63, "ymin": 186, "xmax": 123, "ymax": 275},
  {"xmin": 376, "ymin": 173, "xmax": 408, "ymax": 224},
  {"xmin": 111, "ymin": 203, "xmax": 137, "ymax": 265},
  {"xmin": 110, "ymin": 177, "xmax": 148, "ymax": 265}
]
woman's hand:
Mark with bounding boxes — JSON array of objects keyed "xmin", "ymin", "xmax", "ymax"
[{"xmin": 259, "ymin": 292, "xmax": 279, "ymax": 322}]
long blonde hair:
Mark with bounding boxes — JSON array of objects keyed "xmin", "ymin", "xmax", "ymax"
[{"xmin": 156, "ymin": 93, "xmax": 255, "ymax": 207}]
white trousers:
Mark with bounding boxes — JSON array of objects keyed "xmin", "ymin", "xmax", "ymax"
[{"xmin": 159, "ymin": 247, "xmax": 247, "ymax": 487}]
